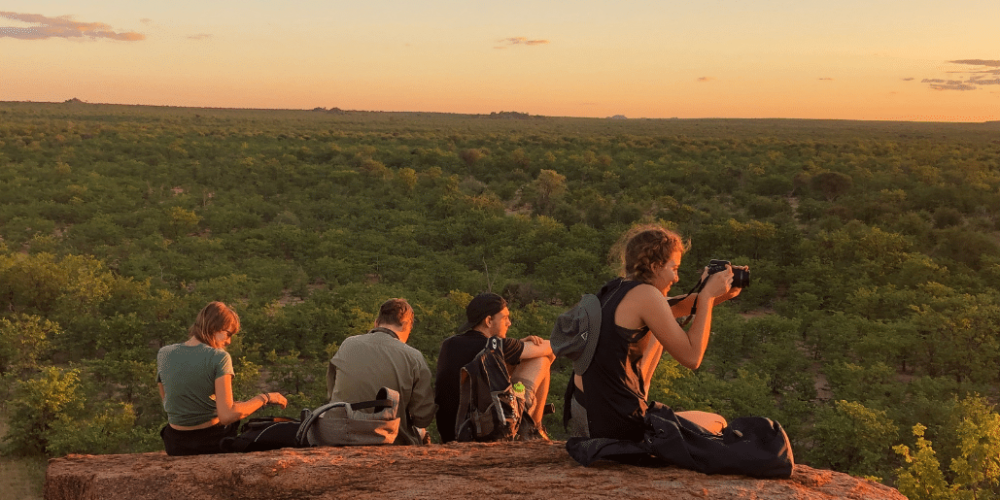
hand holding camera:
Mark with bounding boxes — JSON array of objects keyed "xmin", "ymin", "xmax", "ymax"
[
  {"xmin": 707, "ymin": 259, "xmax": 750, "ymax": 289},
  {"xmin": 699, "ymin": 259, "xmax": 750, "ymax": 300}
]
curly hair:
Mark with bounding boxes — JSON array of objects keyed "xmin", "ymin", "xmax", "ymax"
[
  {"xmin": 611, "ymin": 224, "xmax": 689, "ymax": 284},
  {"xmin": 188, "ymin": 301, "xmax": 241, "ymax": 349}
]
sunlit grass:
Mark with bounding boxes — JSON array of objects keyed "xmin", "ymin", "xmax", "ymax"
[{"xmin": 0, "ymin": 410, "xmax": 46, "ymax": 500}]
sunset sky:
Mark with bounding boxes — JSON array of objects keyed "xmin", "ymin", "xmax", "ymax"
[{"xmin": 2, "ymin": 1, "xmax": 999, "ymax": 121}]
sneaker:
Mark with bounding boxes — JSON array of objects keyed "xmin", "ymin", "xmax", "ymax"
[{"xmin": 519, "ymin": 420, "xmax": 551, "ymax": 442}]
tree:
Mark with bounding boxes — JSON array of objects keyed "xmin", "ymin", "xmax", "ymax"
[
  {"xmin": 808, "ymin": 400, "xmax": 899, "ymax": 479},
  {"xmin": 810, "ymin": 171, "xmax": 853, "ymax": 201},
  {"xmin": 3, "ymin": 367, "xmax": 85, "ymax": 456},
  {"xmin": 0, "ymin": 314, "xmax": 57, "ymax": 377}
]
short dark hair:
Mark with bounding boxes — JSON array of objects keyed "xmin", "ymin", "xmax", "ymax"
[
  {"xmin": 375, "ymin": 298, "xmax": 413, "ymax": 327},
  {"xmin": 458, "ymin": 293, "xmax": 507, "ymax": 333}
]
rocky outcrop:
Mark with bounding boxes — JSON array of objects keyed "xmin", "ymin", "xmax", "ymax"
[{"xmin": 45, "ymin": 441, "xmax": 905, "ymax": 500}]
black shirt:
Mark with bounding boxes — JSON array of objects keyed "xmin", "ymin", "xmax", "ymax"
[
  {"xmin": 434, "ymin": 330, "xmax": 524, "ymax": 443},
  {"xmin": 581, "ymin": 278, "xmax": 652, "ymax": 441}
]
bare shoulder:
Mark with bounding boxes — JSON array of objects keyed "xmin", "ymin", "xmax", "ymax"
[
  {"xmin": 616, "ymin": 283, "xmax": 664, "ymax": 328},
  {"xmin": 621, "ymin": 282, "xmax": 664, "ymax": 305}
]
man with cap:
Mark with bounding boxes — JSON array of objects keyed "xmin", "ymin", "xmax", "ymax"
[
  {"xmin": 327, "ymin": 298, "xmax": 437, "ymax": 445},
  {"xmin": 434, "ymin": 292, "xmax": 555, "ymax": 443}
]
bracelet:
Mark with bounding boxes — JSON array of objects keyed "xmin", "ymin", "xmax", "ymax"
[{"xmin": 260, "ymin": 393, "xmax": 269, "ymax": 405}]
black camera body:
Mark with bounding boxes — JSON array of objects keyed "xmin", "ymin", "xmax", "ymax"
[{"xmin": 707, "ymin": 259, "xmax": 750, "ymax": 289}]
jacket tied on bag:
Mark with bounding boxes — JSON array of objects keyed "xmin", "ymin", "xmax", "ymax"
[{"xmin": 566, "ymin": 402, "xmax": 794, "ymax": 478}]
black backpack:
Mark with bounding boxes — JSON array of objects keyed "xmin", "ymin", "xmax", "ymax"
[
  {"xmin": 220, "ymin": 414, "xmax": 306, "ymax": 453},
  {"xmin": 455, "ymin": 336, "xmax": 526, "ymax": 442}
]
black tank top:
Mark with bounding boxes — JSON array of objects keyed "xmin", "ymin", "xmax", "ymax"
[{"xmin": 581, "ymin": 278, "xmax": 655, "ymax": 441}]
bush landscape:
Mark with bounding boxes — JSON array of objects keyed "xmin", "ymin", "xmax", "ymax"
[{"xmin": 1, "ymin": 101, "xmax": 999, "ymax": 498}]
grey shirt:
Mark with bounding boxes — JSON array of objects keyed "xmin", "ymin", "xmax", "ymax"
[
  {"xmin": 327, "ymin": 328, "xmax": 437, "ymax": 445},
  {"xmin": 157, "ymin": 343, "xmax": 234, "ymax": 427}
]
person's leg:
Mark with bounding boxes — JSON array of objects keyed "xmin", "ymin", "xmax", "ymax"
[
  {"xmin": 569, "ymin": 396, "xmax": 590, "ymax": 438},
  {"xmin": 162, "ymin": 424, "xmax": 236, "ymax": 456},
  {"xmin": 676, "ymin": 410, "xmax": 727, "ymax": 434},
  {"xmin": 511, "ymin": 356, "xmax": 552, "ymax": 427}
]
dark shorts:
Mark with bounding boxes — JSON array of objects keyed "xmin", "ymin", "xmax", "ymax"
[{"xmin": 160, "ymin": 423, "xmax": 238, "ymax": 456}]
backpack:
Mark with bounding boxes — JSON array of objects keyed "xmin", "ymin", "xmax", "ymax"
[
  {"xmin": 220, "ymin": 387, "xmax": 400, "ymax": 452},
  {"xmin": 298, "ymin": 387, "xmax": 400, "ymax": 446},
  {"xmin": 220, "ymin": 415, "xmax": 306, "ymax": 453},
  {"xmin": 455, "ymin": 336, "xmax": 526, "ymax": 442},
  {"xmin": 566, "ymin": 403, "xmax": 795, "ymax": 478}
]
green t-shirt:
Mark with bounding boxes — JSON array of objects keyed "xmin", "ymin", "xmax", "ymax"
[{"xmin": 156, "ymin": 343, "xmax": 234, "ymax": 427}]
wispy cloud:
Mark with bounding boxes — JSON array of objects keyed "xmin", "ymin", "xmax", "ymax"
[
  {"xmin": 818, "ymin": 77, "xmax": 834, "ymax": 81},
  {"xmin": 0, "ymin": 11, "xmax": 144, "ymax": 41},
  {"xmin": 948, "ymin": 59, "xmax": 1000, "ymax": 67},
  {"xmin": 920, "ymin": 60, "xmax": 1000, "ymax": 91},
  {"xmin": 495, "ymin": 37, "xmax": 549, "ymax": 49},
  {"xmin": 187, "ymin": 33, "xmax": 212, "ymax": 40},
  {"xmin": 922, "ymin": 78, "xmax": 976, "ymax": 91},
  {"xmin": 697, "ymin": 77, "xmax": 713, "ymax": 82},
  {"xmin": 901, "ymin": 77, "xmax": 914, "ymax": 81}
]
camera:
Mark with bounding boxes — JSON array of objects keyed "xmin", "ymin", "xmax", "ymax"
[{"xmin": 707, "ymin": 259, "xmax": 750, "ymax": 289}]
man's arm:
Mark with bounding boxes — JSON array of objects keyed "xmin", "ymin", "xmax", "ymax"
[
  {"xmin": 325, "ymin": 361, "xmax": 337, "ymax": 402},
  {"xmin": 520, "ymin": 338, "xmax": 555, "ymax": 362},
  {"xmin": 409, "ymin": 358, "xmax": 438, "ymax": 429}
]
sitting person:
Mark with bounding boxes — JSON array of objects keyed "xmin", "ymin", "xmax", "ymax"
[
  {"xmin": 435, "ymin": 293, "xmax": 555, "ymax": 442},
  {"xmin": 326, "ymin": 298, "xmax": 436, "ymax": 445},
  {"xmin": 157, "ymin": 301, "xmax": 288, "ymax": 456},
  {"xmin": 569, "ymin": 224, "xmax": 743, "ymax": 441}
]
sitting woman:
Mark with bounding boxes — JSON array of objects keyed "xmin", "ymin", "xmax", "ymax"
[
  {"xmin": 570, "ymin": 224, "xmax": 742, "ymax": 441},
  {"xmin": 157, "ymin": 301, "xmax": 288, "ymax": 456}
]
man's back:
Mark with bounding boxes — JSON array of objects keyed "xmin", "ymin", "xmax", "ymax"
[{"xmin": 329, "ymin": 329, "xmax": 435, "ymax": 445}]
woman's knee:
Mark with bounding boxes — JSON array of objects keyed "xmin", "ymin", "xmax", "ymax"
[{"xmin": 677, "ymin": 410, "xmax": 727, "ymax": 434}]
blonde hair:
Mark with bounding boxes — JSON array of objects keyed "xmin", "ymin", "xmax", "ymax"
[
  {"xmin": 611, "ymin": 224, "xmax": 689, "ymax": 284},
  {"xmin": 189, "ymin": 301, "xmax": 241, "ymax": 349}
]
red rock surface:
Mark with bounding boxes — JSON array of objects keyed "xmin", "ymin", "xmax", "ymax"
[{"xmin": 45, "ymin": 441, "xmax": 906, "ymax": 500}]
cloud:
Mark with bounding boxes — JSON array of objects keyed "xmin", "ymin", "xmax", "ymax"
[
  {"xmin": 497, "ymin": 37, "xmax": 549, "ymax": 47},
  {"xmin": 971, "ymin": 77, "xmax": 1000, "ymax": 85},
  {"xmin": 697, "ymin": 77, "xmax": 713, "ymax": 82},
  {"xmin": 818, "ymin": 77, "xmax": 834, "ymax": 81},
  {"xmin": 140, "ymin": 18, "xmax": 153, "ymax": 25},
  {"xmin": 187, "ymin": 33, "xmax": 212, "ymax": 40},
  {"xmin": 0, "ymin": 11, "xmax": 144, "ymax": 41},
  {"xmin": 948, "ymin": 59, "xmax": 1000, "ymax": 67},
  {"xmin": 901, "ymin": 77, "xmax": 914, "ymax": 81},
  {"xmin": 922, "ymin": 78, "xmax": 976, "ymax": 91},
  {"xmin": 917, "ymin": 60, "xmax": 1000, "ymax": 91}
]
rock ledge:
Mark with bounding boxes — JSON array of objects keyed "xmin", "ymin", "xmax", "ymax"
[{"xmin": 45, "ymin": 441, "xmax": 905, "ymax": 500}]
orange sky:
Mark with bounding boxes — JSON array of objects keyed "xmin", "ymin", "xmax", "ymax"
[{"xmin": 2, "ymin": 2, "xmax": 999, "ymax": 121}]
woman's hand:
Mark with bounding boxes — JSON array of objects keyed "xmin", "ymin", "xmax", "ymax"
[
  {"xmin": 265, "ymin": 392, "xmax": 288, "ymax": 409},
  {"xmin": 700, "ymin": 265, "xmax": 733, "ymax": 299},
  {"xmin": 714, "ymin": 265, "xmax": 746, "ymax": 303}
]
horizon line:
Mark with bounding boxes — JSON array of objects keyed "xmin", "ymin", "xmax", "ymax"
[{"xmin": 2, "ymin": 99, "xmax": 996, "ymax": 125}]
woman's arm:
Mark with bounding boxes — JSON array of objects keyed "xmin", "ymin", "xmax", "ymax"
[
  {"xmin": 214, "ymin": 375, "xmax": 288, "ymax": 425},
  {"xmin": 623, "ymin": 269, "xmax": 732, "ymax": 370}
]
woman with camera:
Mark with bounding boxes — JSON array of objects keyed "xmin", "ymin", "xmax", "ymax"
[
  {"xmin": 569, "ymin": 224, "xmax": 743, "ymax": 441},
  {"xmin": 156, "ymin": 301, "xmax": 288, "ymax": 455}
]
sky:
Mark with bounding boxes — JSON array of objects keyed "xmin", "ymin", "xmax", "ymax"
[{"xmin": 2, "ymin": 1, "xmax": 999, "ymax": 122}]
